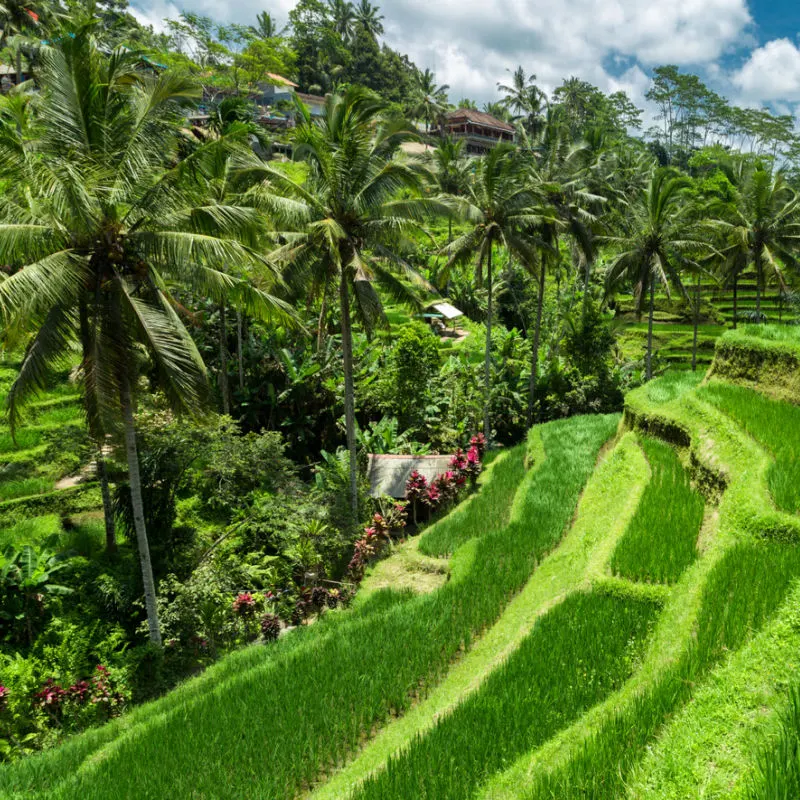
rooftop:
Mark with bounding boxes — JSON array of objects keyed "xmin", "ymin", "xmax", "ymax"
[{"xmin": 443, "ymin": 108, "xmax": 515, "ymax": 134}]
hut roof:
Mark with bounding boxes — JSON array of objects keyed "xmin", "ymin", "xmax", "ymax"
[
  {"xmin": 443, "ymin": 108, "xmax": 515, "ymax": 134},
  {"xmin": 432, "ymin": 302, "xmax": 463, "ymax": 320},
  {"xmin": 367, "ymin": 454, "xmax": 452, "ymax": 498}
]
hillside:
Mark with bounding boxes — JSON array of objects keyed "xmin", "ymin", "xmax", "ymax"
[{"xmin": 1, "ymin": 326, "xmax": 799, "ymax": 798}]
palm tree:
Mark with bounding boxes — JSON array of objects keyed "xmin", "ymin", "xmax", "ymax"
[
  {"xmin": 710, "ymin": 166, "xmax": 800, "ymax": 321},
  {"xmin": 250, "ymin": 11, "xmax": 284, "ymax": 40},
  {"xmin": 412, "ymin": 68, "xmax": 449, "ymax": 134},
  {"xmin": 428, "ymin": 136, "xmax": 470, "ymax": 243},
  {"xmin": 604, "ymin": 168, "xmax": 707, "ymax": 380},
  {"xmin": 445, "ymin": 143, "xmax": 539, "ymax": 440},
  {"xmin": 354, "ymin": 0, "xmax": 383, "ymax": 38},
  {"xmin": 248, "ymin": 88, "xmax": 437, "ymax": 518},
  {"xmin": 0, "ymin": 0, "xmax": 40, "ymax": 85},
  {"xmin": 328, "ymin": 0, "xmax": 355, "ymax": 40},
  {"xmin": 517, "ymin": 120, "xmax": 601, "ymax": 423},
  {"xmin": 482, "ymin": 101, "xmax": 511, "ymax": 123},
  {"xmin": 497, "ymin": 66, "xmax": 548, "ymax": 136},
  {"xmin": 0, "ymin": 20, "xmax": 288, "ymax": 643}
]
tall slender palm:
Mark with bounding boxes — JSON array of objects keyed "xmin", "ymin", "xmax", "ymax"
[
  {"xmin": 520, "ymin": 121, "xmax": 601, "ymax": 423},
  {"xmin": 412, "ymin": 68, "xmax": 449, "ymax": 134},
  {"xmin": 327, "ymin": 0, "xmax": 355, "ymax": 40},
  {"xmin": 0, "ymin": 21, "xmax": 288, "ymax": 643},
  {"xmin": 604, "ymin": 168, "xmax": 707, "ymax": 380},
  {"xmin": 444, "ymin": 143, "xmax": 539, "ymax": 440},
  {"xmin": 250, "ymin": 11, "xmax": 284, "ymax": 40},
  {"xmin": 498, "ymin": 66, "xmax": 548, "ymax": 136},
  {"xmin": 354, "ymin": 0, "xmax": 383, "ymax": 38},
  {"xmin": 247, "ymin": 88, "xmax": 437, "ymax": 518},
  {"xmin": 710, "ymin": 167, "xmax": 800, "ymax": 320},
  {"xmin": 428, "ymin": 136, "xmax": 470, "ymax": 243}
]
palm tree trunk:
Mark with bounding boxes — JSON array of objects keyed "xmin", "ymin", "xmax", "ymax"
[
  {"xmin": 582, "ymin": 254, "xmax": 591, "ymax": 320},
  {"xmin": 691, "ymin": 271, "xmax": 700, "ymax": 372},
  {"xmin": 646, "ymin": 275, "xmax": 655, "ymax": 381},
  {"xmin": 340, "ymin": 271, "xmax": 359, "ymax": 518},
  {"xmin": 120, "ymin": 374, "xmax": 162, "ymax": 646},
  {"xmin": 755, "ymin": 254, "xmax": 762, "ymax": 318},
  {"xmin": 483, "ymin": 243, "xmax": 493, "ymax": 442},
  {"xmin": 733, "ymin": 273, "xmax": 738, "ymax": 329},
  {"xmin": 528, "ymin": 258, "xmax": 546, "ymax": 428},
  {"xmin": 236, "ymin": 310, "xmax": 244, "ymax": 392},
  {"xmin": 97, "ymin": 452, "xmax": 116, "ymax": 554},
  {"xmin": 317, "ymin": 286, "xmax": 329, "ymax": 353},
  {"xmin": 219, "ymin": 303, "xmax": 230, "ymax": 415},
  {"xmin": 16, "ymin": 49, "xmax": 22, "ymax": 87}
]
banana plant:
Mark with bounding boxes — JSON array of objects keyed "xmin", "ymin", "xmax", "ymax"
[{"xmin": 0, "ymin": 545, "xmax": 72, "ymax": 645}]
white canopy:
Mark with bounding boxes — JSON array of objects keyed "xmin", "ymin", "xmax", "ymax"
[{"xmin": 431, "ymin": 302, "xmax": 464, "ymax": 320}]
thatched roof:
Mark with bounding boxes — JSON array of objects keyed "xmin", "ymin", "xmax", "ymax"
[{"xmin": 367, "ymin": 454, "xmax": 452, "ymax": 498}]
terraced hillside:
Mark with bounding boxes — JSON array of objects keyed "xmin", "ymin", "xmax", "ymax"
[
  {"xmin": 0, "ymin": 359, "xmax": 103, "ymax": 550},
  {"xmin": 2, "ymin": 327, "xmax": 800, "ymax": 799}
]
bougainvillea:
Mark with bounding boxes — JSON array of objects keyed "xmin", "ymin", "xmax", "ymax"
[{"xmin": 0, "ymin": 685, "xmax": 8, "ymax": 711}]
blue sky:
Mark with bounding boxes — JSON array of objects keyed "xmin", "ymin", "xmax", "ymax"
[{"xmin": 130, "ymin": 0, "xmax": 800, "ymax": 117}]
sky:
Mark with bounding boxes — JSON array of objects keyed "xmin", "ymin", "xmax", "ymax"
[{"xmin": 129, "ymin": 0, "xmax": 800, "ymax": 121}]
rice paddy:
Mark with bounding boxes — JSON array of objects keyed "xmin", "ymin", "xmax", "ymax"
[
  {"xmin": 611, "ymin": 436, "xmax": 705, "ymax": 584},
  {"xmin": 699, "ymin": 382, "xmax": 800, "ymax": 515},
  {"xmin": 354, "ymin": 590, "xmax": 659, "ymax": 800},
  {"xmin": 4, "ymin": 324, "xmax": 800, "ymax": 800}
]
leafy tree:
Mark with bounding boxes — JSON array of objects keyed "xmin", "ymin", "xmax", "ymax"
[{"xmin": 0, "ymin": 20, "xmax": 287, "ymax": 643}]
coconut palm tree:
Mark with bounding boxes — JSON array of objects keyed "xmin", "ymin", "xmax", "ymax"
[
  {"xmin": 710, "ymin": 166, "xmax": 800, "ymax": 320},
  {"xmin": 354, "ymin": 0, "xmax": 383, "ymax": 38},
  {"xmin": 444, "ymin": 143, "xmax": 540, "ymax": 440},
  {"xmin": 249, "ymin": 11, "xmax": 285, "ymax": 40},
  {"xmin": 0, "ymin": 20, "xmax": 289, "ymax": 643},
  {"xmin": 412, "ymin": 68, "xmax": 449, "ymax": 134},
  {"xmin": 604, "ymin": 168, "xmax": 707, "ymax": 380},
  {"xmin": 245, "ymin": 88, "xmax": 437, "ymax": 518},
  {"xmin": 327, "ymin": 0, "xmax": 355, "ymax": 40},
  {"xmin": 498, "ymin": 66, "xmax": 548, "ymax": 136},
  {"xmin": 428, "ymin": 136, "xmax": 470, "ymax": 244}
]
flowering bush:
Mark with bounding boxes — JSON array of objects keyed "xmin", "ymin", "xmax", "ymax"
[
  {"xmin": 232, "ymin": 592, "xmax": 256, "ymax": 617},
  {"xmin": 0, "ymin": 685, "xmax": 8, "ymax": 712},
  {"xmin": 470, "ymin": 433, "xmax": 487, "ymax": 460}
]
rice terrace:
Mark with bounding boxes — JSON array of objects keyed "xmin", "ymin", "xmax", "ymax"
[{"xmin": 2, "ymin": 0, "xmax": 800, "ymax": 798}]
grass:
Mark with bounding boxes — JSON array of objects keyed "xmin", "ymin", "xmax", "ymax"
[
  {"xmin": 0, "ymin": 477, "xmax": 55, "ymax": 502},
  {"xmin": 311, "ymin": 432, "xmax": 650, "ymax": 800},
  {"xmin": 611, "ymin": 437, "xmax": 705, "ymax": 584},
  {"xmin": 746, "ymin": 686, "xmax": 800, "ymax": 800},
  {"xmin": 0, "ymin": 514, "xmax": 62, "ymax": 550},
  {"xmin": 517, "ymin": 541, "xmax": 800, "ymax": 800},
  {"xmin": 0, "ymin": 428, "xmax": 43, "ymax": 453},
  {"xmin": 418, "ymin": 446, "xmax": 527, "ymax": 556},
  {"xmin": 0, "ymin": 414, "xmax": 617, "ymax": 800},
  {"xmin": 353, "ymin": 590, "xmax": 659, "ymax": 800},
  {"xmin": 638, "ymin": 370, "xmax": 706, "ymax": 407},
  {"xmin": 699, "ymin": 383, "xmax": 800, "ymax": 516}
]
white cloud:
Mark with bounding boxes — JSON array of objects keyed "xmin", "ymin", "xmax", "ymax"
[
  {"xmin": 131, "ymin": 0, "xmax": 753, "ymax": 104},
  {"xmin": 733, "ymin": 38, "xmax": 800, "ymax": 102}
]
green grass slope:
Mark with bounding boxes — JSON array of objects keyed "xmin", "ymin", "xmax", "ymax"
[{"xmin": 0, "ymin": 414, "xmax": 617, "ymax": 800}]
